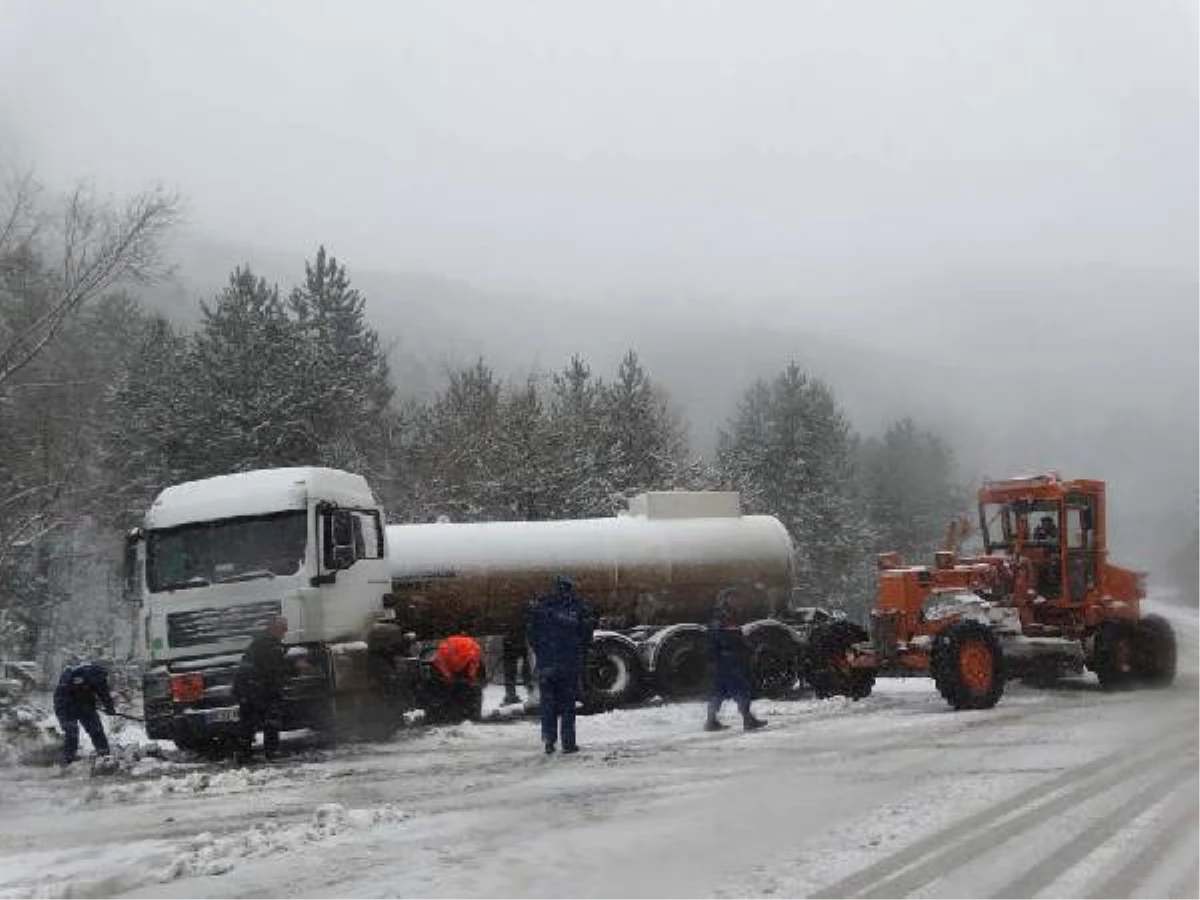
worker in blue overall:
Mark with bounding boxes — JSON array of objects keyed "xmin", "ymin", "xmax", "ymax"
[
  {"xmin": 53, "ymin": 661, "xmax": 116, "ymax": 766},
  {"xmin": 527, "ymin": 575, "xmax": 595, "ymax": 754},
  {"xmin": 705, "ymin": 587, "xmax": 767, "ymax": 732}
]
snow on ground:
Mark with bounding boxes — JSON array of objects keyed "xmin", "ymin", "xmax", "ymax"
[{"xmin": 0, "ymin": 595, "xmax": 1195, "ymax": 898}]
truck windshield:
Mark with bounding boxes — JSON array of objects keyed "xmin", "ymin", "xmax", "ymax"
[{"xmin": 147, "ymin": 510, "xmax": 308, "ymax": 592}]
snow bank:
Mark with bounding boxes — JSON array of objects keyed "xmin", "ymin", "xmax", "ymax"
[
  {"xmin": 0, "ymin": 701, "xmax": 60, "ymax": 767},
  {"xmin": 158, "ymin": 802, "xmax": 411, "ymax": 881}
]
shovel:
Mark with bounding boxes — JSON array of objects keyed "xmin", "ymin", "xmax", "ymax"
[{"xmin": 105, "ymin": 710, "xmax": 144, "ymax": 723}]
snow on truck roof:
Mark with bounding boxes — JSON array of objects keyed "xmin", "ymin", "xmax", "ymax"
[
  {"xmin": 146, "ymin": 467, "xmax": 376, "ymax": 530},
  {"xmin": 386, "ymin": 513, "xmax": 795, "ymax": 578}
]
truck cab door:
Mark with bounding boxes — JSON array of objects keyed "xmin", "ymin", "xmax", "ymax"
[{"xmin": 1064, "ymin": 495, "xmax": 1097, "ymax": 603}]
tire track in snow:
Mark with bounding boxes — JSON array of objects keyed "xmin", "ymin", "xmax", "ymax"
[
  {"xmin": 809, "ymin": 725, "xmax": 1196, "ymax": 899},
  {"xmin": 990, "ymin": 761, "xmax": 1194, "ymax": 898},
  {"xmin": 1085, "ymin": 776, "xmax": 1200, "ymax": 900}
]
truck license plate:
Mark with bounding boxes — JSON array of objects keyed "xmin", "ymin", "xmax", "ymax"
[{"xmin": 206, "ymin": 708, "xmax": 239, "ymax": 724}]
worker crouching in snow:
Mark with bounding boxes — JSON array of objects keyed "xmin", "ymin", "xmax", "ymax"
[
  {"xmin": 53, "ymin": 660, "xmax": 117, "ymax": 767},
  {"xmin": 705, "ymin": 587, "xmax": 767, "ymax": 733},
  {"xmin": 421, "ymin": 634, "xmax": 486, "ymax": 724},
  {"xmin": 527, "ymin": 574, "xmax": 595, "ymax": 754}
]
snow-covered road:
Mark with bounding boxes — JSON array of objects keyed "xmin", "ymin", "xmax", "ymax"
[{"xmin": 1, "ymin": 601, "xmax": 1195, "ymax": 899}]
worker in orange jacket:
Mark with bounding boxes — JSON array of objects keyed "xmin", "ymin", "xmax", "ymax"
[{"xmin": 423, "ymin": 634, "xmax": 486, "ymax": 724}]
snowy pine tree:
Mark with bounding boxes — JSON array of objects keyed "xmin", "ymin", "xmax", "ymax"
[
  {"xmin": 288, "ymin": 246, "xmax": 394, "ymax": 474},
  {"xmin": 717, "ymin": 363, "xmax": 874, "ymax": 617},
  {"xmin": 859, "ymin": 417, "xmax": 968, "ymax": 561},
  {"xmin": 420, "ymin": 359, "xmax": 507, "ymax": 520},
  {"xmin": 102, "ymin": 313, "xmax": 195, "ymax": 521},
  {"xmin": 597, "ymin": 350, "xmax": 700, "ymax": 512},
  {"xmin": 189, "ymin": 266, "xmax": 310, "ymax": 473},
  {"xmin": 496, "ymin": 375, "xmax": 556, "ymax": 520},
  {"xmin": 542, "ymin": 355, "xmax": 611, "ymax": 518}
]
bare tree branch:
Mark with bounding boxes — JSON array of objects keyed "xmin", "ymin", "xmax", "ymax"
[
  {"xmin": 0, "ymin": 180, "xmax": 182, "ymax": 387},
  {"xmin": 0, "ymin": 169, "xmax": 41, "ymax": 259}
]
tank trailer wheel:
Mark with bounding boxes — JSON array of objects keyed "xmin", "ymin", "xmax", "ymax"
[
  {"xmin": 744, "ymin": 622, "xmax": 802, "ymax": 699},
  {"xmin": 806, "ymin": 620, "xmax": 875, "ymax": 701},
  {"xmin": 1093, "ymin": 621, "xmax": 1139, "ymax": 692},
  {"xmin": 582, "ymin": 635, "xmax": 644, "ymax": 711},
  {"xmin": 1133, "ymin": 615, "xmax": 1176, "ymax": 688},
  {"xmin": 931, "ymin": 620, "xmax": 1005, "ymax": 710},
  {"xmin": 651, "ymin": 627, "xmax": 711, "ymax": 701}
]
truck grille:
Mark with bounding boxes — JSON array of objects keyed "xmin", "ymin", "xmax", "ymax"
[{"xmin": 167, "ymin": 601, "xmax": 282, "ymax": 648}]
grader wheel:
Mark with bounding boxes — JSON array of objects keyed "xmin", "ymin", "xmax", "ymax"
[
  {"xmin": 931, "ymin": 620, "xmax": 1005, "ymax": 710},
  {"xmin": 1134, "ymin": 615, "xmax": 1177, "ymax": 688},
  {"xmin": 1093, "ymin": 621, "xmax": 1138, "ymax": 691}
]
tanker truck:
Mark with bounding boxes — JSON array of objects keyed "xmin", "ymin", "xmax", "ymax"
[
  {"xmin": 384, "ymin": 489, "xmax": 816, "ymax": 709},
  {"xmin": 126, "ymin": 467, "xmax": 824, "ymax": 750}
]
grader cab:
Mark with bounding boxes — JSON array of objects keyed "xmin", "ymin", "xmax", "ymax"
[{"xmin": 809, "ymin": 473, "xmax": 1177, "ymax": 710}]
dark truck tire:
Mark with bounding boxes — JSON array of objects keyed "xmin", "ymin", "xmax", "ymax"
[
  {"xmin": 649, "ymin": 626, "xmax": 711, "ymax": 701},
  {"xmin": 1093, "ymin": 621, "xmax": 1138, "ymax": 692},
  {"xmin": 931, "ymin": 620, "xmax": 1005, "ymax": 710},
  {"xmin": 1134, "ymin": 614, "xmax": 1176, "ymax": 688},
  {"xmin": 582, "ymin": 634, "xmax": 644, "ymax": 711},
  {"xmin": 806, "ymin": 620, "xmax": 875, "ymax": 700},
  {"xmin": 325, "ymin": 652, "xmax": 410, "ymax": 741},
  {"xmin": 171, "ymin": 729, "xmax": 216, "ymax": 754},
  {"xmin": 744, "ymin": 620, "xmax": 802, "ymax": 699}
]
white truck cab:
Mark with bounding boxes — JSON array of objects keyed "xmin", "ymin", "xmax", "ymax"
[{"xmin": 128, "ymin": 467, "xmax": 396, "ymax": 748}]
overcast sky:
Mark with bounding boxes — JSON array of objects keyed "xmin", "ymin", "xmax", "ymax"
[
  {"xmin": 1, "ymin": 0, "xmax": 1196, "ymax": 301},
  {"xmin": 1, "ymin": 0, "xmax": 1196, "ymax": 564}
]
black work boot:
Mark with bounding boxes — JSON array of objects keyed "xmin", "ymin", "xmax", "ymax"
[
  {"xmin": 544, "ymin": 741, "xmax": 556, "ymax": 754},
  {"xmin": 704, "ymin": 698, "xmax": 728, "ymax": 732},
  {"xmin": 503, "ymin": 692, "xmax": 522, "ymax": 706},
  {"xmin": 743, "ymin": 715, "xmax": 767, "ymax": 731}
]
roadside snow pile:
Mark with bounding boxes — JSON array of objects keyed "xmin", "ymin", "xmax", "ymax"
[
  {"xmin": 85, "ymin": 761, "xmax": 325, "ymax": 806},
  {"xmin": 158, "ymin": 802, "xmax": 412, "ymax": 881},
  {"xmin": 0, "ymin": 700, "xmax": 60, "ymax": 767}
]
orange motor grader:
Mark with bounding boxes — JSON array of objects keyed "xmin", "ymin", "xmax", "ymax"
[{"xmin": 807, "ymin": 473, "xmax": 1177, "ymax": 709}]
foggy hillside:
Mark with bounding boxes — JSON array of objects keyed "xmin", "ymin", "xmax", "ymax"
[{"xmin": 146, "ymin": 230, "xmax": 1197, "ymax": 576}]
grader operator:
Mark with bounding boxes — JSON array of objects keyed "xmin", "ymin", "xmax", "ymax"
[{"xmin": 807, "ymin": 473, "xmax": 1177, "ymax": 710}]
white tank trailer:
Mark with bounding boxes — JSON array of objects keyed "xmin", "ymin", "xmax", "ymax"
[
  {"xmin": 384, "ymin": 491, "xmax": 818, "ymax": 707},
  {"xmin": 127, "ymin": 468, "xmax": 831, "ymax": 750}
]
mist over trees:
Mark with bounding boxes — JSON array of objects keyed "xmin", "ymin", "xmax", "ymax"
[{"xmin": 1, "ymin": 177, "xmax": 974, "ymax": 659}]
